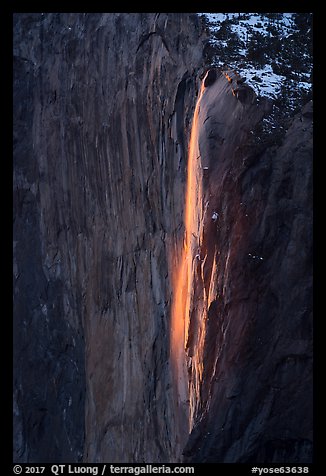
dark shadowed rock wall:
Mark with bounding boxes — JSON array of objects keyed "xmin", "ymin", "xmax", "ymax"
[
  {"xmin": 183, "ymin": 74, "xmax": 313, "ymax": 463},
  {"xmin": 13, "ymin": 12, "xmax": 312, "ymax": 464},
  {"xmin": 13, "ymin": 12, "xmax": 205, "ymax": 463}
]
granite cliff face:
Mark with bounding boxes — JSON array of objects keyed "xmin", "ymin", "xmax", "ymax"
[
  {"xmin": 181, "ymin": 72, "xmax": 313, "ymax": 463},
  {"xmin": 13, "ymin": 13, "xmax": 312, "ymax": 464},
  {"xmin": 13, "ymin": 12, "xmax": 205, "ymax": 463}
]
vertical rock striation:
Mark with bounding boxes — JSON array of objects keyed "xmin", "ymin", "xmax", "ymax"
[{"xmin": 13, "ymin": 12, "xmax": 206, "ymax": 463}]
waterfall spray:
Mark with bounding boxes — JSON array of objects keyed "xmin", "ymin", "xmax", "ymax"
[{"xmin": 170, "ymin": 76, "xmax": 207, "ymax": 432}]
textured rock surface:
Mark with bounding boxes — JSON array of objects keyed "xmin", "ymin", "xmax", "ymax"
[
  {"xmin": 13, "ymin": 12, "xmax": 206, "ymax": 463},
  {"xmin": 183, "ymin": 75, "xmax": 313, "ymax": 462},
  {"xmin": 13, "ymin": 12, "xmax": 312, "ymax": 464}
]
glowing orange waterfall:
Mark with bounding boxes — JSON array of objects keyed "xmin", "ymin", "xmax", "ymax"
[{"xmin": 170, "ymin": 78, "xmax": 206, "ymax": 432}]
